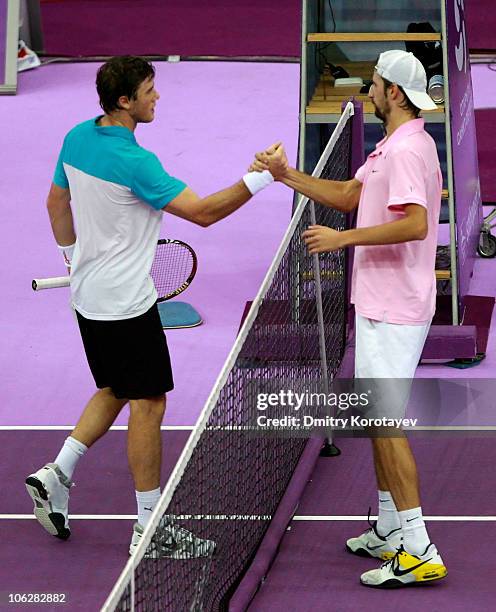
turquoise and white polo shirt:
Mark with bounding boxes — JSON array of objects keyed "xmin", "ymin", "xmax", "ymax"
[{"xmin": 53, "ymin": 117, "xmax": 186, "ymax": 320}]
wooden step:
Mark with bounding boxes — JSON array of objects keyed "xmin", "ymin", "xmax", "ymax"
[
  {"xmin": 436, "ymin": 270, "xmax": 451, "ymax": 281},
  {"xmin": 301, "ymin": 270, "xmax": 450, "ymax": 282},
  {"xmin": 308, "ymin": 32, "xmax": 441, "ymax": 43},
  {"xmin": 301, "ymin": 270, "xmax": 343, "ymax": 281},
  {"xmin": 307, "ymin": 99, "xmax": 444, "ymax": 117}
]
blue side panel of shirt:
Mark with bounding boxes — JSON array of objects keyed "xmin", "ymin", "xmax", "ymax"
[{"xmin": 52, "ymin": 118, "xmax": 186, "ymax": 210}]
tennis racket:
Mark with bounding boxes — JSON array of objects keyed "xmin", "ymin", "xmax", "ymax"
[{"xmin": 32, "ymin": 239, "xmax": 198, "ymax": 301}]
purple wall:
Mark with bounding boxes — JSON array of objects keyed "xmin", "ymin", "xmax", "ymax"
[
  {"xmin": 40, "ymin": 0, "xmax": 301, "ymax": 58},
  {"xmin": 446, "ymin": 0, "xmax": 482, "ymax": 309},
  {"xmin": 466, "ymin": 0, "xmax": 496, "ymax": 52},
  {"xmin": 36, "ymin": 1, "xmax": 496, "ymax": 59},
  {"xmin": 0, "ymin": 0, "xmax": 7, "ymax": 84}
]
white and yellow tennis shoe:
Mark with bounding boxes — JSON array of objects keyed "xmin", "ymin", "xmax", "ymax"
[
  {"xmin": 25, "ymin": 463, "xmax": 72, "ymax": 540},
  {"xmin": 360, "ymin": 544, "xmax": 447, "ymax": 588},
  {"xmin": 346, "ymin": 522, "xmax": 402, "ymax": 560}
]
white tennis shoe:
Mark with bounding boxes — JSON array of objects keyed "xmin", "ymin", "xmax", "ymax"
[
  {"xmin": 346, "ymin": 522, "xmax": 402, "ymax": 560},
  {"xmin": 25, "ymin": 463, "xmax": 72, "ymax": 540},
  {"xmin": 129, "ymin": 517, "xmax": 215, "ymax": 559}
]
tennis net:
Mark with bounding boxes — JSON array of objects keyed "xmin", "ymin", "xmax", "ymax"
[{"xmin": 103, "ymin": 101, "xmax": 357, "ymax": 612}]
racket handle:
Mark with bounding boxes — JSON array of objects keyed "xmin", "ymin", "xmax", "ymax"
[{"xmin": 32, "ymin": 276, "xmax": 70, "ymax": 291}]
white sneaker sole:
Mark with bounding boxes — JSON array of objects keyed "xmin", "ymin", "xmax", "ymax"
[
  {"xmin": 360, "ymin": 572, "xmax": 447, "ymax": 589},
  {"xmin": 25, "ymin": 477, "xmax": 70, "ymax": 540}
]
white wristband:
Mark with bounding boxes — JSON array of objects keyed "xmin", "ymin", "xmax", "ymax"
[
  {"xmin": 242, "ymin": 170, "xmax": 274, "ymax": 195},
  {"xmin": 57, "ymin": 242, "xmax": 76, "ymax": 267}
]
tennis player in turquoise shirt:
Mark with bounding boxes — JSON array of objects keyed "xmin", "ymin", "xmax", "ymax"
[{"xmin": 25, "ymin": 55, "xmax": 275, "ymax": 557}]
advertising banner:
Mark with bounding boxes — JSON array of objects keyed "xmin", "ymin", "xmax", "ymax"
[{"xmin": 446, "ymin": 0, "xmax": 483, "ymax": 307}]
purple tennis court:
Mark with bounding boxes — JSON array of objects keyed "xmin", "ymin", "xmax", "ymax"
[{"xmin": 3, "ymin": 2, "xmax": 496, "ymax": 611}]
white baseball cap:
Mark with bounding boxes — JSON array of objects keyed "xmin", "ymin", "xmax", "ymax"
[{"xmin": 375, "ymin": 50, "xmax": 438, "ymax": 111}]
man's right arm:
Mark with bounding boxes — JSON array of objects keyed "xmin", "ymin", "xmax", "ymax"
[
  {"xmin": 251, "ymin": 144, "xmax": 362, "ymax": 213},
  {"xmin": 134, "ymin": 151, "xmax": 273, "ymax": 227},
  {"xmin": 279, "ymin": 168, "xmax": 362, "ymax": 213},
  {"xmin": 163, "ymin": 182, "xmax": 254, "ymax": 227}
]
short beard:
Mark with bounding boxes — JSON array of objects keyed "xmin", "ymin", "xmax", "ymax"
[
  {"xmin": 373, "ymin": 100, "xmax": 390, "ymax": 125},
  {"xmin": 374, "ymin": 107, "xmax": 385, "ymax": 121}
]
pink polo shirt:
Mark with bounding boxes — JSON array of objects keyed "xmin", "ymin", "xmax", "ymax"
[{"xmin": 351, "ymin": 118, "xmax": 442, "ymax": 325}]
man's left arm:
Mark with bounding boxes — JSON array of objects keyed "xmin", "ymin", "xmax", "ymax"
[{"xmin": 303, "ymin": 204, "xmax": 427, "ymax": 254}]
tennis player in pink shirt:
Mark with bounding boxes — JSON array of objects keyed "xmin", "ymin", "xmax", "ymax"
[{"xmin": 251, "ymin": 50, "xmax": 447, "ymax": 588}]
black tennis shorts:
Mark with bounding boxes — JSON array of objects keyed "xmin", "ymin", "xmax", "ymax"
[{"xmin": 76, "ymin": 303, "xmax": 174, "ymax": 400}]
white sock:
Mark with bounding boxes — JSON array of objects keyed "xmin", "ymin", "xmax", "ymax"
[
  {"xmin": 399, "ymin": 506, "xmax": 431, "ymax": 556},
  {"xmin": 376, "ymin": 490, "xmax": 401, "ymax": 536},
  {"xmin": 136, "ymin": 488, "xmax": 161, "ymax": 528},
  {"xmin": 54, "ymin": 436, "xmax": 88, "ymax": 479}
]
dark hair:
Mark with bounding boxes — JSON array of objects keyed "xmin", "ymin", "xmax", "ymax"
[
  {"xmin": 382, "ymin": 77, "xmax": 421, "ymax": 118},
  {"xmin": 96, "ymin": 56, "xmax": 155, "ymax": 114}
]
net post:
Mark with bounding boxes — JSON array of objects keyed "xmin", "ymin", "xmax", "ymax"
[
  {"xmin": 348, "ymin": 99, "xmax": 364, "ymax": 176},
  {"xmin": 308, "ymin": 203, "xmax": 332, "ymax": 420},
  {"xmin": 314, "ymin": 234, "xmax": 340, "ymax": 458},
  {"xmin": 130, "ymin": 570, "xmax": 135, "ymax": 611},
  {"xmin": 301, "ymin": 103, "xmax": 355, "ymax": 457},
  {"xmin": 321, "ymin": 100, "xmax": 362, "ymax": 456},
  {"xmin": 345, "ymin": 97, "xmax": 364, "ymax": 332}
]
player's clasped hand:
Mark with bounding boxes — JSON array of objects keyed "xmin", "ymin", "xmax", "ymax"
[
  {"xmin": 248, "ymin": 142, "xmax": 289, "ymax": 180},
  {"xmin": 303, "ymin": 225, "xmax": 346, "ymax": 254}
]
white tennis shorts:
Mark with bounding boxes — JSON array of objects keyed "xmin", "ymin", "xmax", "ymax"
[
  {"xmin": 355, "ymin": 314, "xmax": 431, "ymax": 378},
  {"xmin": 354, "ymin": 314, "xmax": 431, "ymax": 420}
]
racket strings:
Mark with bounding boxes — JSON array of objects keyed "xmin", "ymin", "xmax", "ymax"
[{"xmin": 150, "ymin": 242, "xmax": 195, "ymax": 299}]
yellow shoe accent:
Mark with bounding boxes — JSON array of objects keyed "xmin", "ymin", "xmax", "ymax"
[
  {"xmin": 360, "ymin": 544, "xmax": 447, "ymax": 588},
  {"xmin": 398, "ymin": 549, "xmax": 448, "ymax": 583}
]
